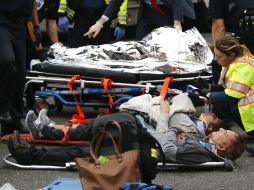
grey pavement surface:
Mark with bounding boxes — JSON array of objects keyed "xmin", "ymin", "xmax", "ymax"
[
  {"xmin": 1, "ymin": 107, "xmax": 254, "ymax": 190},
  {"xmin": 0, "ymin": 32, "xmax": 253, "ymax": 190}
]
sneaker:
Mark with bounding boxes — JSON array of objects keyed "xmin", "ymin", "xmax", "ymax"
[
  {"xmin": 37, "ymin": 109, "xmax": 55, "ymax": 127},
  {"xmin": 25, "ymin": 110, "xmax": 41, "ymax": 139},
  {"xmin": 8, "ymin": 130, "xmax": 32, "ymax": 164}
]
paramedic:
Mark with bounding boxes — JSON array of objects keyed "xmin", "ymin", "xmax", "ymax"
[
  {"xmin": 58, "ymin": 0, "xmax": 128, "ymax": 47},
  {"xmin": 208, "ymin": 0, "xmax": 254, "ymax": 83},
  {"xmin": 135, "ymin": 0, "xmax": 196, "ymax": 40},
  {"xmin": 208, "ymin": 35, "xmax": 254, "ymax": 136},
  {"xmin": 34, "ymin": 0, "xmax": 60, "ymax": 44},
  {"xmin": 0, "ymin": 0, "xmax": 38, "ymax": 135}
]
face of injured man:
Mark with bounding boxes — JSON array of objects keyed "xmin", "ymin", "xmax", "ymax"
[{"xmin": 210, "ymin": 128, "xmax": 239, "ymax": 152}]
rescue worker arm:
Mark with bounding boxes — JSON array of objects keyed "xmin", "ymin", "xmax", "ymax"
[
  {"xmin": 46, "ymin": 19, "xmax": 59, "ymax": 44},
  {"xmin": 29, "ymin": 0, "xmax": 42, "ymax": 48},
  {"xmin": 114, "ymin": 0, "xmax": 127, "ymax": 41},
  {"xmin": 212, "ymin": 19, "xmax": 226, "ymax": 44},
  {"xmin": 84, "ymin": 0, "xmax": 125, "ymax": 39},
  {"xmin": 45, "ymin": 0, "xmax": 59, "ymax": 44}
]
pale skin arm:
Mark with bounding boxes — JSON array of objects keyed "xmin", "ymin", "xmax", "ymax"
[
  {"xmin": 210, "ymin": 19, "xmax": 226, "ymax": 49},
  {"xmin": 46, "ymin": 19, "xmax": 59, "ymax": 44},
  {"xmin": 173, "ymin": 20, "xmax": 182, "ymax": 29},
  {"xmin": 84, "ymin": 16, "xmax": 107, "ymax": 38}
]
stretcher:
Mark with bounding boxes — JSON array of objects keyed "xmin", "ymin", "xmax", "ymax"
[
  {"xmin": 2, "ymin": 154, "xmax": 236, "ymax": 171},
  {"xmin": 25, "ymin": 27, "xmax": 213, "ymax": 112}
]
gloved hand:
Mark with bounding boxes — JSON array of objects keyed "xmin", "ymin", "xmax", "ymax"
[
  {"xmin": 84, "ymin": 21, "xmax": 103, "ymax": 38},
  {"xmin": 114, "ymin": 26, "xmax": 125, "ymax": 41},
  {"xmin": 33, "ymin": 26, "xmax": 42, "ymax": 48},
  {"xmin": 58, "ymin": 16, "xmax": 69, "ymax": 32}
]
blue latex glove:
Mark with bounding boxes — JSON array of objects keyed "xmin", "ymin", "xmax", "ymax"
[
  {"xmin": 58, "ymin": 16, "xmax": 69, "ymax": 32},
  {"xmin": 114, "ymin": 26, "xmax": 125, "ymax": 41}
]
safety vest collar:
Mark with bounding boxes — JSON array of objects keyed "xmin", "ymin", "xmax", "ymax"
[{"xmin": 233, "ymin": 57, "xmax": 254, "ymax": 67}]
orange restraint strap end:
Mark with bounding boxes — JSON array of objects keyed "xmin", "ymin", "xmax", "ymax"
[{"xmin": 160, "ymin": 77, "xmax": 174, "ymax": 100}]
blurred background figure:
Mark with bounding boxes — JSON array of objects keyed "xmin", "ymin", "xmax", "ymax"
[
  {"xmin": 135, "ymin": 0, "xmax": 196, "ymax": 40},
  {"xmin": 0, "ymin": 0, "xmax": 39, "ymax": 136},
  {"xmin": 58, "ymin": 0, "xmax": 128, "ymax": 47}
]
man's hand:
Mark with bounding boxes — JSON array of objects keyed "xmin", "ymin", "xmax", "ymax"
[
  {"xmin": 33, "ymin": 25, "xmax": 41, "ymax": 48},
  {"xmin": 114, "ymin": 26, "xmax": 125, "ymax": 41},
  {"xmin": 58, "ymin": 16, "xmax": 69, "ymax": 32},
  {"xmin": 84, "ymin": 21, "xmax": 103, "ymax": 38},
  {"xmin": 160, "ymin": 98, "xmax": 170, "ymax": 114}
]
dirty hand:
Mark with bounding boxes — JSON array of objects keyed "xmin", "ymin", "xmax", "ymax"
[
  {"xmin": 159, "ymin": 98, "xmax": 170, "ymax": 114},
  {"xmin": 114, "ymin": 26, "xmax": 125, "ymax": 41},
  {"xmin": 84, "ymin": 21, "xmax": 103, "ymax": 38}
]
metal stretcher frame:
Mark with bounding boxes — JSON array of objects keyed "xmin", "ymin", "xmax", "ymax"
[
  {"xmin": 25, "ymin": 74, "xmax": 211, "ymax": 110},
  {"xmin": 3, "ymin": 154, "xmax": 232, "ymax": 171}
]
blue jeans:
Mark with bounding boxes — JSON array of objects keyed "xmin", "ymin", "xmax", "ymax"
[{"xmin": 209, "ymin": 91, "xmax": 244, "ymax": 129}]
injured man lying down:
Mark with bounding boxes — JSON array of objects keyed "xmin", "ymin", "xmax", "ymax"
[{"xmin": 7, "ymin": 94, "xmax": 244, "ymax": 166}]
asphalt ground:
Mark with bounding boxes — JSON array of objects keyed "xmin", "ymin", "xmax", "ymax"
[
  {"xmin": 1, "ymin": 33, "xmax": 254, "ymax": 190},
  {"xmin": 1, "ymin": 106, "xmax": 254, "ymax": 190}
]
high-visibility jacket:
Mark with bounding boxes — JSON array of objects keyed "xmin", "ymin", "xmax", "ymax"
[
  {"xmin": 58, "ymin": 0, "xmax": 127, "ymax": 26},
  {"xmin": 218, "ymin": 54, "xmax": 254, "ymax": 132}
]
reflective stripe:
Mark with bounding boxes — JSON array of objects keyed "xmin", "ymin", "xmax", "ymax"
[
  {"xmin": 240, "ymin": 93, "xmax": 254, "ymax": 106},
  {"xmin": 234, "ymin": 57, "xmax": 254, "ymax": 67},
  {"xmin": 225, "ymin": 80, "xmax": 254, "ymax": 95},
  {"xmin": 151, "ymin": 148, "xmax": 158, "ymax": 159}
]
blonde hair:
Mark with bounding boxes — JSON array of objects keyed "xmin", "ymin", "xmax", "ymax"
[{"xmin": 215, "ymin": 35, "xmax": 252, "ymax": 57}]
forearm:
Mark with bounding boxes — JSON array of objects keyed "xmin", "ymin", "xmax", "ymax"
[
  {"xmin": 211, "ymin": 19, "xmax": 225, "ymax": 43},
  {"xmin": 152, "ymin": 128, "xmax": 179, "ymax": 162},
  {"xmin": 31, "ymin": 0, "xmax": 40, "ymax": 27},
  {"xmin": 46, "ymin": 19, "xmax": 59, "ymax": 44}
]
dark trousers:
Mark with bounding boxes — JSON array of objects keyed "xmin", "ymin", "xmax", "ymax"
[
  {"xmin": 26, "ymin": 143, "xmax": 90, "ymax": 166},
  {"xmin": 67, "ymin": 10, "xmax": 111, "ymax": 48},
  {"xmin": 210, "ymin": 91, "xmax": 244, "ymax": 129},
  {"xmin": 136, "ymin": 4, "xmax": 173, "ymax": 41},
  {"xmin": 0, "ymin": 18, "xmax": 26, "ymax": 121}
]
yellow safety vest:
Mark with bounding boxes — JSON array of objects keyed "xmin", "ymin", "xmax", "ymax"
[
  {"xmin": 218, "ymin": 55, "xmax": 254, "ymax": 132},
  {"xmin": 58, "ymin": 0, "xmax": 127, "ymax": 26}
]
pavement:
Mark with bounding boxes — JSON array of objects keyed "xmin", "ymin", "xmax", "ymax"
[
  {"xmin": 1, "ymin": 32, "xmax": 254, "ymax": 190},
  {"xmin": 1, "ymin": 106, "xmax": 254, "ymax": 190}
]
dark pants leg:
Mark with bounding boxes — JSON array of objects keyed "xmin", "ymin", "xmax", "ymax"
[
  {"xmin": 24, "ymin": 143, "xmax": 90, "ymax": 165},
  {"xmin": 41, "ymin": 121, "xmax": 92, "ymax": 140},
  {"xmin": 0, "ymin": 23, "xmax": 26, "ymax": 121},
  {"xmin": 210, "ymin": 91, "xmax": 244, "ymax": 128},
  {"xmin": 136, "ymin": 5, "xmax": 173, "ymax": 40}
]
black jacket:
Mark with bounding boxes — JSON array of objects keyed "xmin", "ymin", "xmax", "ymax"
[{"xmin": 0, "ymin": 0, "xmax": 34, "ymax": 17}]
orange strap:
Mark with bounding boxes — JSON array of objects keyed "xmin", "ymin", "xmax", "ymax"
[
  {"xmin": 67, "ymin": 75, "xmax": 86, "ymax": 124},
  {"xmin": 101, "ymin": 78, "xmax": 114, "ymax": 114},
  {"xmin": 59, "ymin": 126, "xmax": 71, "ymax": 145},
  {"xmin": 160, "ymin": 77, "xmax": 173, "ymax": 99}
]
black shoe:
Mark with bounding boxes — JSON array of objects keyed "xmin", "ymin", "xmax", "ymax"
[{"xmin": 7, "ymin": 130, "xmax": 32, "ymax": 165}]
